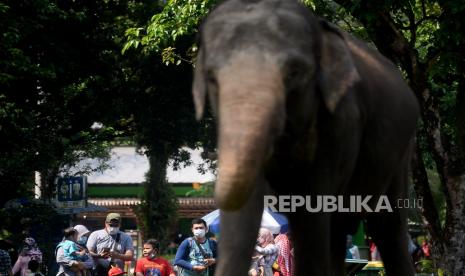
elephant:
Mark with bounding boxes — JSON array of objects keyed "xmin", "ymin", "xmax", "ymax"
[{"xmin": 192, "ymin": 0, "xmax": 420, "ymax": 275}]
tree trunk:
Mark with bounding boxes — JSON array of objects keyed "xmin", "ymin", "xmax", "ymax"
[
  {"xmin": 411, "ymin": 140, "xmax": 445, "ymax": 259},
  {"xmin": 442, "ymin": 175, "xmax": 465, "ymax": 275},
  {"xmin": 139, "ymin": 146, "xmax": 178, "ymax": 242},
  {"xmin": 40, "ymin": 167, "xmax": 60, "ymax": 202}
]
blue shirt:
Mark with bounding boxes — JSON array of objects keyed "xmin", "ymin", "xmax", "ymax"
[{"xmin": 57, "ymin": 240, "xmax": 87, "ymax": 261}]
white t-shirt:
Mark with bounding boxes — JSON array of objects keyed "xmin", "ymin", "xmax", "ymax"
[{"xmin": 86, "ymin": 229, "xmax": 134, "ymax": 269}]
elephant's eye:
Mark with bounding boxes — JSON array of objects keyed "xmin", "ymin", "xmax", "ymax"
[
  {"xmin": 288, "ymin": 67, "xmax": 302, "ymax": 81},
  {"xmin": 284, "ymin": 62, "xmax": 306, "ymax": 88},
  {"xmin": 284, "ymin": 58, "xmax": 313, "ymax": 92}
]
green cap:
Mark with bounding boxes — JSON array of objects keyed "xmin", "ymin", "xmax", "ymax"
[{"xmin": 106, "ymin": 213, "xmax": 121, "ymax": 223}]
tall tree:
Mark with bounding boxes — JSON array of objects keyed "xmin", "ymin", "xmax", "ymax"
[
  {"xmin": 123, "ymin": 0, "xmax": 217, "ymax": 241},
  {"xmin": 126, "ymin": 48, "xmax": 202, "ymax": 241}
]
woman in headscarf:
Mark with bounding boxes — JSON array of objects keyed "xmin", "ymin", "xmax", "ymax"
[
  {"xmin": 253, "ymin": 228, "xmax": 279, "ymax": 276},
  {"xmin": 274, "ymin": 232, "xmax": 293, "ymax": 276},
  {"xmin": 73, "ymin": 225, "xmax": 93, "ymax": 271},
  {"xmin": 56, "ymin": 225, "xmax": 93, "ymax": 276},
  {"xmin": 12, "ymin": 237, "xmax": 43, "ymax": 276}
]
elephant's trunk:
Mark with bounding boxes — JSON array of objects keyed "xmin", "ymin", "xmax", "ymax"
[{"xmin": 215, "ymin": 53, "xmax": 284, "ymax": 211}]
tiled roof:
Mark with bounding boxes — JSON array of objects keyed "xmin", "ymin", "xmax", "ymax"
[
  {"xmin": 88, "ymin": 197, "xmax": 216, "ymax": 209},
  {"xmin": 87, "ymin": 197, "xmax": 216, "ymax": 218},
  {"xmin": 178, "ymin": 197, "xmax": 216, "ymax": 208},
  {"xmin": 88, "ymin": 198, "xmax": 141, "ymax": 206}
]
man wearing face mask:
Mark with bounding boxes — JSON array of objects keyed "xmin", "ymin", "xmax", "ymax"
[
  {"xmin": 134, "ymin": 239, "xmax": 175, "ymax": 276},
  {"xmin": 174, "ymin": 218, "xmax": 217, "ymax": 276},
  {"xmin": 86, "ymin": 213, "xmax": 134, "ymax": 276}
]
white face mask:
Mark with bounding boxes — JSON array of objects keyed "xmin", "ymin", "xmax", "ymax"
[
  {"xmin": 193, "ymin": 229, "xmax": 206, "ymax": 239},
  {"xmin": 107, "ymin": 226, "xmax": 119, "ymax": 235},
  {"xmin": 77, "ymin": 236, "xmax": 88, "ymax": 246}
]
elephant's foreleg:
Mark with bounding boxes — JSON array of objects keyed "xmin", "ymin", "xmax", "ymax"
[
  {"xmin": 214, "ymin": 178, "xmax": 266, "ymax": 276},
  {"xmin": 289, "ymin": 212, "xmax": 332, "ymax": 276},
  {"xmin": 367, "ymin": 150, "xmax": 415, "ymax": 276}
]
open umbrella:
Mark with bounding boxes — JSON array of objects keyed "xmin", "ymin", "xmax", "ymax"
[{"xmin": 202, "ymin": 208, "xmax": 289, "ymax": 234}]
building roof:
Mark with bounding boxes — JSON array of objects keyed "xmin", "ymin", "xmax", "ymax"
[
  {"xmin": 88, "ymin": 198, "xmax": 141, "ymax": 206},
  {"xmin": 87, "ymin": 197, "xmax": 216, "ymax": 218},
  {"xmin": 88, "ymin": 197, "xmax": 216, "ymax": 208},
  {"xmin": 87, "ymin": 183, "xmax": 201, "ymax": 198}
]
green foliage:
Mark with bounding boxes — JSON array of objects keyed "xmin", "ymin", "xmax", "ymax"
[
  {"xmin": 0, "ymin": 0, "xmax": 144, "ymax": 204},
  {"xmin": 416, "ymin": 258, "xmax": 435, "ymax": 273},
  {"xmin": 307, "ymin": 0, "xmax": 371, "ymax": 41},
  {"xmin": 123, "ymin": 0, "xmax": 217, "ymax": 64}
]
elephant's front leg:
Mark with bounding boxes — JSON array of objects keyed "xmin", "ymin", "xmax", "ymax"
[
  {"xmin": 289, "ymin": 212, "xmax": 333, "ymax": 275},
  {"xmin": 214, "ymin": 178, "xmax": 266, "ymax": 276}
]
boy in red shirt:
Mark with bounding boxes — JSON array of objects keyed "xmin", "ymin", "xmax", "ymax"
[{"xmin": 135, "ymin": 239, "xmax": 175, "ymax": 276}]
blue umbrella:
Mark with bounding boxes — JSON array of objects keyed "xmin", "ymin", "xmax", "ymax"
[{"xmin": 202, "ymin": 208, "xmax": 289, "ymax": 234}]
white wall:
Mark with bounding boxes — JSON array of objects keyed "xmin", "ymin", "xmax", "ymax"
[{"xmin": 75, "ymin": 147, "xmax": 216, "ymax": 183}]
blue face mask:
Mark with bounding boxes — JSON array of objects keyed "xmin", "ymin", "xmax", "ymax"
[{"xmin": 77, "ymin": 236, "xmax": 88, "ymax": 246}]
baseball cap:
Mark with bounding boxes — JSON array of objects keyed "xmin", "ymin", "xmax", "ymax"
[
  {"xmin": 106, "ymin": 213, "xmax": 121, "ymax": 223},
  {"xmin": 108, "ymin": 267, "xmax": 126, "ymax": 276}
]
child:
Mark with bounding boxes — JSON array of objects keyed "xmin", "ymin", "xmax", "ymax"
[
  {"xmin": 57, "ymin": 227, "xmax": 88, "ymax": 276},
  {"xmin": 134, "ymin": 239, "xmax": 175, "ymax": 276},
  {"xmin": 253, "ymin": 228, "xmax": 278, "ymax": 276},
  {"xmin": 27, "ymin": 260, "xmax": 44, "ymax": 276},
  {"xmin": 249, "ymin": 251, "xmax": 264, "ymax": 276}
]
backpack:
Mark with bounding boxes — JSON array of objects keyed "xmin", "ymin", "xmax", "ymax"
[
  {"xmin": 178, "ymin": 237, "xmax": 217, "ymax": 276},
  {"xmin": 186, "ymin": 237, "xmax": 217, "ymax": 259}
]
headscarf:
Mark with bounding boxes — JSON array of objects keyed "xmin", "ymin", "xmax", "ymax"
[
  {"xmin": 21, "ymin": 237, "xmax": 42, "ymax": 262},
  {"xmin": 274, "ymin": 233, "xmax": 293, "ymax": 276},
  {"xmin": 257, "ymin": 228, "xmax": 274, "ymax": 247},
  {"xmin": 73, "ymin": 225, "xmax": 90, "ymax": 240}
]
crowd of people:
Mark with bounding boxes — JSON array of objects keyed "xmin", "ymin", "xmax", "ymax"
[{"xmin": 0, "ymin": 212, "xmax": 432, "ymax": 276}]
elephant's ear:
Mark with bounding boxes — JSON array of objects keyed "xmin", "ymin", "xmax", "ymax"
[
  {"xmin": 193, "ymin": 48, "xmax": 207, "ymax": 121},
  {"xmin": 318, "ymin": 20, "xmax": 361, "ymax": 113}
]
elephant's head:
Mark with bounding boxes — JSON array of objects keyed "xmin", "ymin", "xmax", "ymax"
[{"xmin": 193, "ymin": 0, "xmax": 360, "ymax": 211}]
